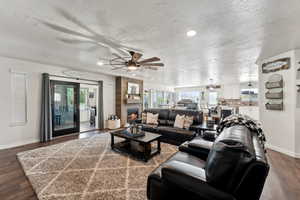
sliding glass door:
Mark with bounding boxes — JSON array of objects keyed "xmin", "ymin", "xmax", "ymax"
[{"xmin": 51, "ymin": 81, "xmax": 80, "ymax": 137}]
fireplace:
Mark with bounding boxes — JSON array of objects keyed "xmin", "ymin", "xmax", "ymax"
[
  {"xmin": 127, "ymin": 107, "xmax": 139, "ymax": 123},
  {"xmin": 115, "ymin": 77, "xmax": 143, "ymax": 126}
]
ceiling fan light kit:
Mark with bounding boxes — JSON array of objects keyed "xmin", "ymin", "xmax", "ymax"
[{"xmin": 127, "ymin": 65, "xmax": 138, "ymax": 71}]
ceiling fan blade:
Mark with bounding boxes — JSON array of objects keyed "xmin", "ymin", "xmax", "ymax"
[
  {"xmin": 87, "ymin": 45, "xmax": 103, "ymax": 52},
  {"xmin": 144, "ymin": 66, "xmax": 159, "ymax": 70},
  {"xmin": 110, "ymin": 63, "xmax": 126, "ymax": 66},
  {"xmin": 98, "ymin": 57, "xmax": 112, "ymax": 61},
  {"xmin": 140, "ymin": 63, "xmax": 164, "ymax": 67},
  {"xmin": 120, "ymin": 44, "xmax": 143, "ymax": 54},
  {"xmin": 57, "ymin": 38, "xmax": 106, "ymax": 52},
  {"xmin": 38, "ymin": 16, "xmax": 141, "ymax": 59},
  {"xmin": 55, "ymin": 7, "xmax": 98, "ymax": 36},
  {"xmin": 55, "ymin": 8, "xmax": 128, "ymax": 51},
  {"xmin": 57, "ymin": 38, "xmax": 96, "ymax": 44},
  {"xmin": 37, "ymin": 19, "xmax": 94, "ymax": 40},
  {"xmin": 112, "ymin": 53, "xmax": 128, "ymax": 62},
  {"xmin": 139, "ymin": 57, "xmax": 161, "ymax": 64},
  {"xmin": 111, "ymin": 66, "xmax": 125, "ymax": 70}
]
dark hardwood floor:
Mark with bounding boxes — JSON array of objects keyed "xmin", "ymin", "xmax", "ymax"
[{"xmin": 0, "ymin": 131, "xmax": 299, "ymax": 200}]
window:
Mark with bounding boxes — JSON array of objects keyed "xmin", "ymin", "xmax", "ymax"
[
  {"xmin": 146, "ymin": 90, "xmax": 176, "ymax": 108},
  {"xmin": 10, "ymin": 71, "xmax": 28, "ymax": 126},
  {"xmin": 177, "ymin": 91, "xmax": 200, "ymax": 103},
  {"xmin": 80, "ymin": 88, "xmax": 89, "ymax": 110},
  {"xmin": 241, "ymin": 88, "xmax": 258, "ymax": 103},
  {"xmin": 54, "ymin": 93, "xmax": 61, "ymax": 102},
  {"xmin": 208, "ymin": 91, "xmax": 218, "ymax": 106}
]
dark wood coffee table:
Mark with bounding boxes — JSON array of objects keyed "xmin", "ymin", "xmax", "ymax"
[{"xmin": 110, "ymin": 129, "xmax": 161, "ymax": 162}]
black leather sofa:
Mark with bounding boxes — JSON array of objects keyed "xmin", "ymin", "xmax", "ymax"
[
  {"xmin": 147, "ymin": 125, "xmax": 269, "ymax": 200},
  {"xmin": 141, "ymin": 109, "xmax": 203, "ymax": 145}
]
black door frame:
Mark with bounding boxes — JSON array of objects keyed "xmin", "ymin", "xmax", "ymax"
[{"xmin": 50, "ymin": 80, "xmax": 80, "ymax": 137}]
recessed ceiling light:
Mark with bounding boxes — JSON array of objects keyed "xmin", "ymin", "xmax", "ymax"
[
  {"xmin": 97, "ymin": 61, "xmax": 104, "ymax": 66},
  {"xmin": 186, "ymin": 30, "xmax": 197, "ymax": 37}
]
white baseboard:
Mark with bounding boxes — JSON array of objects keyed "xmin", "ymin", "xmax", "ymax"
[
  {"xmin": 266, "ymin": 143, "xmax": 300, "ymax": 158},
  {"xmin": 0, "ymin": 138, "xmax": 39, "ymax": 150}
]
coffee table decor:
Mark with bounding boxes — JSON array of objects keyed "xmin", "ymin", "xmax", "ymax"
[{"xmin": 121, "ymin": 125, "xmax": 145, "ymax": 138}]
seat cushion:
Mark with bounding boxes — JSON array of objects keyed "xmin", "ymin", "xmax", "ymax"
[
  {"xmin": 157, "ymin": 126, "xmax": 196, "ymax": 145},
  {"xmin": 142, "ymin": 124, "xmax": 159, "ymax": 133},
  {"xmin": 158, "ymin": 126, "xmax": 195, "ymax": 136}
]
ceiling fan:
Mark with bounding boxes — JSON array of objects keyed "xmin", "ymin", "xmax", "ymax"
[{"xmin": 101, "ymin": 51, "xmax": 164, "ymax": 71}]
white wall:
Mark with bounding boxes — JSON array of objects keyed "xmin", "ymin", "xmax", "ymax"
[
  {"xmin": 239, "ymin": 106, "xmax": 259, "ymax": 121},
  {"xmin": 0, "ymin": 56, "xmax": 115, "ymax": 149},
  {"xmin": 258, "ymin": 50, "xmax": 298, "ymax": 157},
  {"xmin": 174, "ymin": 83, "xmax": 243, "ymax": 100},
  {"xmin": 221, "ymin": 83, "xmax": 241, "ymax": 99},
  {"xmin": 294, "ymin": 50, "xmax": 300, "ymax": 157}
]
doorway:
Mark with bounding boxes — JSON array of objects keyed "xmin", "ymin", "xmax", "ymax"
[
  {"xmin": 50, "ymin": 79, "xmax": 101, "ymax": 137},
  {"xmin": 50, "ymin": 80, "xmax": 80, "ymax": 137},
  {"xmin": 79, "ymin": 84, "xmax": 99, "ymax": 132}
]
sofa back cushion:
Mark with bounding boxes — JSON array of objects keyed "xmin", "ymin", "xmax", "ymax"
[
  {"xmin": 174, "ymin": 114, "xmax": 185, "ymax": 128},
  {"xmin": 141, "ymin": 112, "xmax": 147, "ymax": 123},
  {"xmin": 183, "ymin": 115, "xmax": 194, "ymax": 129},
  {"xmin": 168, "ymin": 110, "xmax": 203, "ymax": 126},
  {"xmin": 144, "ymin": 109, "xmax": 169, "ymax": 125},
  {"xmin": 146, "ymin": 113, "xmax": 159, "ymax": 125},
  {"xmin": 232, "ymin": 133, "xmax": 270, "ymax": 200},
  {"xmin": 143, "ymin": 109, "xmax": 203, "ymax": 126},
  {"xmin": 205, "ymin": 126, "xmax": 255, "ymax": 193}
]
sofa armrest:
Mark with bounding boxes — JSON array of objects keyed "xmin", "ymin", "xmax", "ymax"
[
  {"xmin": 202, "ymin": 130, "xmax": 217, "ymax": 141},
  {"xmin": 179, "ymin": 137, "xmax": 213, "ymax": 160},
  {"xmin": 189, "ymin": 124, "xmax": 203, "ymax": 133},
  {"xmin": 162, "ymin": 161, "xmax": 236, "ymax": 200},
  {"xmin": 188, "ymin": 137, "xmax": 214, "ymax": 149}
]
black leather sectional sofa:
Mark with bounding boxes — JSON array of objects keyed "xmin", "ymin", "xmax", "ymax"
[
  {"xmin": 141, "ymin": 109, "xmax": 203, "ymax": 145},
  {"xmin": 147, "ymin": 125, "xmax": 269, "ymax": 200}
]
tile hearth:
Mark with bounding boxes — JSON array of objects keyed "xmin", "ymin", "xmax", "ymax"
[{"xmin": 17, "ymin": 133, "xmax": 177, "ymax": 200}]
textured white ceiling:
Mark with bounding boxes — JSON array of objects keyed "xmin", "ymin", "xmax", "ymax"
[{"xmin": 1, "ymin": 0, "xmax": 300, "ymax": 87}]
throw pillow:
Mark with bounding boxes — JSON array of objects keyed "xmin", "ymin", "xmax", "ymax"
[
  {"xmin": 146, "ymin": 113, "xmax": 159, "ymax": 125},
  {"xmin": 174, "ymin": 114, "xmax": 185, "ymax": 129},
  {"xmin": 184, "ymin": 115, "xmax": 194, "ymax": 129},
  {"xmin": 141, "ymin": 112, "xmax": 147, "ymax": 123}
]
